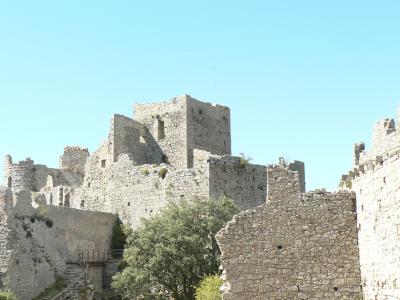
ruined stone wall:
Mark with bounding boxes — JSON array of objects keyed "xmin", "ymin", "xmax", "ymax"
[
  {"xmin": 72, "ymin": 148, "xmax": 301, "ymax": 228},
  {"xmin": 216, "ymin": 191, "xmax": 362, "ymax": 300},
  {"xmin": 73, "ymin": 152, "xmax": 210, "ymax": 227},
  {"xmin": 208, "ymin": 154, "xmax": 268, "ymax": 211},
  {"xmin": 0, "ymin": 188, "xmax": 115, "ymax": 300},
  {"xmin": 4, "ymin": 154, "xmax": 84, "ymax": 194},
  {"xmin": 3, "ymin": 156, "xmax": 34, "ymax": 191},
  {"xmin": 59, "ymin": 146, "xmax": 89, "ymax": 175},
  {"xmin": 111, "ymin": 114, "xmax": 164, "ymax": 165},
  {"xmin": 351, "ymin": 154, "xmax": 400, "ymax": 300},
  {"xmin": 134, "ymin": 96, "xmax": 188, "ymax": 168},
  {"xmin": 186, "ymin": 98, "xmax": 231, "ymax": 167},
  {"xmin": 267, "ymin": 162, "xmax": 303, "ymax": 201},
  {"xmin": 341, "ymin": 114, "xmax": 400, "ymax": 300}
]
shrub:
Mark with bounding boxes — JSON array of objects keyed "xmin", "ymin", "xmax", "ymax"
[
  {"xmin": 158, "ymin": 168, "xmax": 168, "ymax": 179},
  {"xmin": 238, "ymin": 153, "xmax": 252, "ymax": 168},
  {"xmin": 111, "ymin": 217, "xmax": 127, "ymax": 252},
  {"xmin": 195, "ymin": 275, "xmax": 223, "ymax": 300},
  {"xmin": 0, "ymin": 290, "xmax": 17, "ymax": 300},
  {"xmin": 141, "ymin": 168, "xmax": 150, "ymax": 176}
]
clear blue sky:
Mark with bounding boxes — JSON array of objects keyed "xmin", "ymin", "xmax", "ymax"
[{"xmin": 1, "ymin": 1, "xmax": 400, "ymax": 191}]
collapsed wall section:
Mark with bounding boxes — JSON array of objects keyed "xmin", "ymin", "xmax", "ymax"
[{"xmin": 216, "ymin": 191, "xmax": 362, "ymax": 300}]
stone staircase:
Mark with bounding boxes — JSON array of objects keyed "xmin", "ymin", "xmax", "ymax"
[{"xmin": 35, "ymin": 263, "xmax": 95, "ymax": 300}]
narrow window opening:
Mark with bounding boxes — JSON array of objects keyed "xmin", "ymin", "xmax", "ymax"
[
  {"xmin": 64, "ymin": 194, "xmax": 70, "ymax": 207},
  {"xmin": 87, "ymin": 182, "xmax": 91, "ymax": 188},
  {"xmin": 80, "ymin": 200, "xmax": 85, "ymax": 208},
  {"xmin": 101, "ymin": 159, "xmax": 106, "ymax": 168},
  {"xmin": 49, "ymin": 194, "xmax": 53, "ymax": 205},
  {"xmin": 7, "ymin": 176, "xmax": 12, "ymax": 188},
  {"xmin": 157, "ymin": 120, "xmax": 165, "ymax": 140}
]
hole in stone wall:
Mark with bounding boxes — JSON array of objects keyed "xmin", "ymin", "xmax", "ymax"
[
  {"xmin": 157, "ymin": 120, "xmax": 165, "ymax": 140},
  {"xmin": 80, "ymin": 200, "xmax": 85, "ymax": 208},
  {"xmin": 101, "ymin": 160, "xmax": 106, "ymax": 168},
  {"xmin": 50, "ymin": 194, "xmax": 53, "ymax": 205},
  {"xmin": 277, "ymin": 245, "xmax": 283, "ymax": 250},
  {"xmin": 127, "ymin": 202, "xmax": 131, "ymax": 207},
  {"xmin": 7, "ymin": 176, "xmax": 12, "ymax": 188},
  {"xmin": 383, "ymin": 177, "xmax": 386, "ymax": 184},
  {"xmin": 87, "ymin": 182, "xmax": 91, "ymax": 188},
  {"xmin": 334, "ymin": 287, "xmax": 339, "ymax": 292}
]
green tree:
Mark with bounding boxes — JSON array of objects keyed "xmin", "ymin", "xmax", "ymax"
[
  {"xmin": 112, "ymin": 197, "xmax": 238, "ymax": 300},
  {"xmin": 111, "ymin": 216, "xmax": 127, "ymax": 250},
  {"xmin": 195, "ymin": 275, "xmax": 223, "ymax": 300}
]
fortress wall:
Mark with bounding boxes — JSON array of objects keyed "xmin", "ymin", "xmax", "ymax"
[
  {"xmin": 3, "ymin": 156, "xmax": 34, "ymax": 191},
  {"xmin": 267, "ymin": 163, "xmax": 302, "ymax": 201},
  {"xmin": 134, "ymin": 96, "xmax": 188, "ymax": 169},
  {"xmin": 208, "ymin": 155, "xmax": 268, "ymax": 211},
  {"xmin": 59, "ymin": 146, "xmax": 89, "ymax": 175},
  {"xmin": 0, "ymin": 188, "xmax": 115, "ymax": 300},
  {"xmin": 358, "ymin": 118, "xmax": 400, "ymax": 166},
  {"xmin": 4, "ymin": 154, "xmax": 84, "ymax": 194},
  {"xmin": 74, "ymin": 152, "xmax": 211, "ymax": 228},
  {"xmin": 111, "ymin": 114, "xmax": 163, "ymax": 165},
  {"xmin": 216, "ymin": 191, "xmax": 362, "ymax": 300},
  {"xmin": 352, "ymin": 153, "xmax": 400, "ymax": 300},
  {"xmin": 186, "ymin": 98, "xmax": 231, "ymax": 167}
]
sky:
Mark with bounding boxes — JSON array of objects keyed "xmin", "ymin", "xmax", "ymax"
[{"xmin": 1, "ymin": 1, "xmax": 400, "ymax": 191}]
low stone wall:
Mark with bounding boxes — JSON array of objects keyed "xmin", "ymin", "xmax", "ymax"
[{"xmin": 216, "ymin": 191, "xmax": 362, "ymax": 300}]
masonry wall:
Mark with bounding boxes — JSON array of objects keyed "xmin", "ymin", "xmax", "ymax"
[
  {"xmin": 267, "ymin": 163, "xmax": 303, "ymax": 201},
  {"xmin": 186, "ymin": 98, "xmax": 231, "ymax": 167},
  {"xmin": 340, "ymin": 112, "xmax": 400, "ymax": 300},
  {"xmin": 111, "ymin": 114, "xmax": 164, "ymax": 165},
  {"xmin": 0, "ymin": 188, "xmax": 115, "ymax": 300},
  {"xmin": 134, "ymin": 96, "xmax": 188, "ymax": 168},
  {"xmin": 351, "ymin": 155, "xmax": 400, "ymax": 300},
  {"xmin": 216, "ymin": 191, "xmax": 362, "ymax": 300},
  {"xmin": 4, "ymin": 155, "xmax": 84, "ymax": 193},
  {"xmin": 59, "ymin": 146, "xmax": 89, "ymax": 175},
  {"xmin": 73, "ymin": 152, "xmax": 210, "ymax": 228},
  {"xmin": 208, "ymin": 155, "xmax": 268, "ymax": 211}
]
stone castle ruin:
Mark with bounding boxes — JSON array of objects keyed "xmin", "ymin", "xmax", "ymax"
[{"xmin": 0, "ymin": 94, "xmax": 398, "ymax": 299}]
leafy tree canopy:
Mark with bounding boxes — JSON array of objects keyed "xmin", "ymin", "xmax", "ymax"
[
  {"xmin": 195, "ymin": 275, "xmax": 223, "ymax": 300},
  {"xmin": 112, "ymin": 197, "xmax": 238, "ymax": 300}
]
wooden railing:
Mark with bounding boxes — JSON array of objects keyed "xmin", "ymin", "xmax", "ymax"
[{"xmin": 78, "ymin": 249, "xmax": 124, "ymax": 264}]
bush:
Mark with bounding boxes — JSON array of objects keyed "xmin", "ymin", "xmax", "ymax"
[
  {"xmin": 195, "ymin": 275, "xmax": 223, "ymax": 300},
  {"xmin": 158, "ymin": 168, "xmax": 168, "ymax": 179},
  {"xmin": 0, "ymin": 290, "xmax": 16, "ymax": 300}
]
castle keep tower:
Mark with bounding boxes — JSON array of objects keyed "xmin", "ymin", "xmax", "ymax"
[{"xmin": 134, "ymin": 94, "xmax": 231, "ymax": 168}]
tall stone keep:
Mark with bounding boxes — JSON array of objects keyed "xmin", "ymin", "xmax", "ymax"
[{"xmin": 134, "ymin": 95, "xmax": 231, "ymax": 168}]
